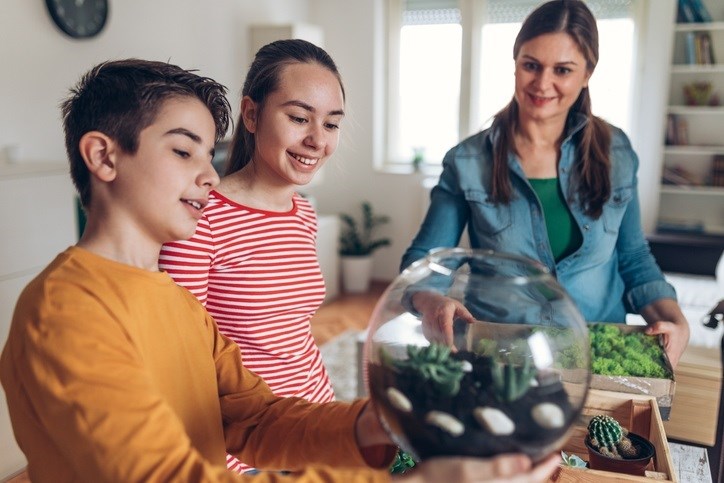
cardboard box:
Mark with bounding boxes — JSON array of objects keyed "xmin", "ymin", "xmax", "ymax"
[
  {"xmin": 663, "ymin": 345, "xmax": 722, "ymax": 446},
  {"xmin": 588, "ymin": 325, "xmax": 676, "ymax": 421},
  {"xmin": 552, "ymin": 389, "xmax": 676, "ymax": 482}
]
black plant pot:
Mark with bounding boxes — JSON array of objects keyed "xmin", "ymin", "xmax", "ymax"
[{"xmin": 585, "ymin": 432, "xmax": 655, "ymax": 476}]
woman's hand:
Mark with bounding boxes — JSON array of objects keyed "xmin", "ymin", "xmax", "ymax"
[
  {"xmin": 641, "ymin": 298, "xmax": 691, "ymax": 368},
  {"xmin": 394, "ymin": 453, "xmax": 561, "ymax": 483},
  {"xmin": 411, "ymin": 291, "xmax": 476, "ymax": 347}
]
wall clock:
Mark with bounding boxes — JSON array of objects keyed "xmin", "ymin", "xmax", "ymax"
[{"xmin": 45, "ymin": 0, "xmax": 109, "ymax": 39}]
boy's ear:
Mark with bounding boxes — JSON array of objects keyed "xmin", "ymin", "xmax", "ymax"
[
  {"xmin": 78, "ymin": 131, "xmax": 118, "ymax": 182},
  {"xmin": 240, "ymin": 96, "xmax": 258, "ymax": 133}
]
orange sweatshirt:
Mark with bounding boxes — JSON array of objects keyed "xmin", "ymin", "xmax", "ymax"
[{"xmin": 0, "ymin": 247, "xmax": 393, "ymax": 482}]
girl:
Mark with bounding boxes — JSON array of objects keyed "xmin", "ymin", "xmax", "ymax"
[{"xmin": 159, "ymin": 38, "xmax": 345, "ymax": 473}]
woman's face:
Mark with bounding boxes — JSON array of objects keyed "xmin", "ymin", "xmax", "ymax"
[
  {"xmin": 244, "ymin": 61, "xmax": 345, "ymax": 187},
  {"xmin": 514, "ymin": 32, "xmax": 592, "ymax": 125}
]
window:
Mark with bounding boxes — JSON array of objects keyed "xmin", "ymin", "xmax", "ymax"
[{"xmin": 384, "ymin": 0, "xmax": 640, "ymax": 170}]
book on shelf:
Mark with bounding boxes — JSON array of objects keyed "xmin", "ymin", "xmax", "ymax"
[
  {"xmin": 665, "ymin": 114, "xmax": 689, "ymax": 146},
  {"xmin": 678, "ymin": 0, "xmax": 713, "ymax": 23},
  {"xmin": 689, "ymin": 0, "xmax": 713, "ymax": 22},
  {"xmin": 684, "ymin": 31, "xmax": 716, "ymax": 64},
  {"xmin": 678, "ymin": 0, "xmax": 698, "ymax": 22},
  {"xmin": 685, "ymin": 31, "xmax": 697, "ymax": 63},
  {"xmin": 711, "ymin": 155, "xmax": 724, "ymax": 187},
  {"xmin": 697, "ymin": 32, "xmax": 715, "ymax": 64},
  {"xmin": 662, "ymin": 165, "xmax": 703, "ymax": 187}
]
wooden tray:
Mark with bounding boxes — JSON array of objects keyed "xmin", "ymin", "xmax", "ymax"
[{"xmin": 551, "ymin": 389, "xmax": 676, "ymax": 482}]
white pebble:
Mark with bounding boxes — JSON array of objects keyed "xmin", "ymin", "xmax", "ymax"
[
  {"xmin": 386, "ymin": 387, "xmax": 412, "ymax": 412},
  {"xmin": 473, "ymin": 406, "xmax": 515, "ymax": 435},
  {"xmin": 460, "ymin": 360, "xmax": 473, "ymax": 372},
  {"xmin": 531, "ymin": 402, "xmax": 565, "ymax": 429},
  {"xmin": 425, "ymin": 411, "xmax": 465, "ymax": 436}
]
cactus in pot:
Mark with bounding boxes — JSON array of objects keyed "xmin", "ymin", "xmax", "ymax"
[{"xmin": 587, "ymin": 415, "xmax": 639, "ymax": 459}]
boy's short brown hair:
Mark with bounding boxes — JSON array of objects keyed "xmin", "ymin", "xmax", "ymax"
[{"xmin": 61, "ymin": 59, "xmax": 231, "ymax": 207}]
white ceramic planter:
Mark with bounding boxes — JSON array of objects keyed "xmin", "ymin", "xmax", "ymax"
[{"xmin": 341, "ymin": 255, "xmax": 373, "ymax": 293}]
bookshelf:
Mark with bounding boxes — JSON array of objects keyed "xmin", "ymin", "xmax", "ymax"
[{"xmin": 659, "ymin": 0, "xmax": 724, "ymax": 237}]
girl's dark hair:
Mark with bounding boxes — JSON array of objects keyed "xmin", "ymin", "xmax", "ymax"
[
  {"xmin": 490, "ymin": 0, "xmax": 612, "ymax": 218},
  {"xmin": 224, "ymin": 39, "xmax": 345, "ymax": 176},
  {"xmin": 62, "ymin": 59, "xmax": 231, "ymax": 207}
]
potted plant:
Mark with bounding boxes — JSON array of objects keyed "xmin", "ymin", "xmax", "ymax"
[
  {"xmin": 339, "ymin": 201, "xmax": 391, "ymax": 293},
  {"xmin": 584, "ymin": 414, "xmax": 655, "ymax": 476}
]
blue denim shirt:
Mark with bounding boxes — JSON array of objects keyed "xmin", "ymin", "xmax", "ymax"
[{"xmin": 401, "ymin": 114, "xmax": 676, "ymax": 323}]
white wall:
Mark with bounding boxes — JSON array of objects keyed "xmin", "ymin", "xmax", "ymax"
[{"xmin": 0, "ymin": 0, "xmax": 310, "ymax": 163}]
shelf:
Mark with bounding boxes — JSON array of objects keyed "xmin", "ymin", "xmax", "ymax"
[
  {"xmin": 664, "ymin": 145, "xmax": 724, "ymax": 155},
  {"xmin": 668, "ymin": 105, "xmax": 724, "ymax": 114},
  {"xmin": 670, "ymin": 64, "xmax": 724, "ymax": 73},
  {"xmin": 660, "ymin": 185, "xmax": 724, "ymax": 195},
  {"xmin": 648, "ymin": 231, "xmax": 724, "ymax": 275},
  {"xmin": 675, "ymin": 21, "xmax": 724, "ymax": 32},
  {"xmin": 0, "ymin": 161, "xmax": 67, "ymax": 180},
  {"xmin": 661, "ymin": 5, "xmax": 724, "ymax": 247}
]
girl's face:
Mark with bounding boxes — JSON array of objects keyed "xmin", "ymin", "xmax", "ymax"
[
  {"xmin": 514, "ymin": 32, "xmax": 592, "ymax": 125},
  {"xmin": 244, "ymin": 62, "xmax": 345, "ymax": 187}
]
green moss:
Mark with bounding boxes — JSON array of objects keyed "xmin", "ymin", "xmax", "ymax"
[{"xmin": 589, "ymin": 324, "xmax": 672, "ymax": 379}]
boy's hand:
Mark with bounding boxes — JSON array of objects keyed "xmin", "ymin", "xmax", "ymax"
[
  {"xmin": 393, "ymin": 453, "xmax": 561, "ymax": 483},
  {"xmin": 355, "ymin": 401, "xmax": 393, "ymax": 447}
]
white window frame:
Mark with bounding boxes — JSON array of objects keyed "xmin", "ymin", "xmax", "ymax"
[{"xmin": 382, "ymin": 0, "xmax": 647, "ymax": 173}]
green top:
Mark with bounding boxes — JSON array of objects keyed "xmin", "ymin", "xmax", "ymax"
[{"xmin": 528, "ymin": 178, "xmax": 582, "ymax": 262}]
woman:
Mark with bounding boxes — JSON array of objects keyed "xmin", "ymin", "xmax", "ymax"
[{"xmin": 401, "ymin": 0, "xmax": 689, "ymax": 367}]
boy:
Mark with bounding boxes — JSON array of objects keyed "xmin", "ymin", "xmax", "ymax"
[{"xmin": 0, "ymin": 59, "xmax": 558, "ymax": 482}]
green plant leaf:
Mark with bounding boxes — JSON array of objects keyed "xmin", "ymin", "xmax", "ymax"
[{"xmin": 339, "ymin": 201, "xmax": 391, "ymax": 256}]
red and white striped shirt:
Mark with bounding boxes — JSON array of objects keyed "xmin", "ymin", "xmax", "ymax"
[{"xmin": 159, "ymin": 191, "xmax": 334, "ymax": 473}]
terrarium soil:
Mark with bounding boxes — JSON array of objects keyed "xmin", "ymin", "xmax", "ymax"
[{"xmin": 369, "ymin": 350, "xmax": 575, "ymax": 461}]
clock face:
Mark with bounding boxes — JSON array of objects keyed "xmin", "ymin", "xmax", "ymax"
[{"xmin": 45, "ymin": 0, "xmax": 109, "ymax": 39}]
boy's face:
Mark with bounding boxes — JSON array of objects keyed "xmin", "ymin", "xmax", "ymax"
[{"xmin": 111, "ymin": 96, "xmax": 219, "ymax": 245}]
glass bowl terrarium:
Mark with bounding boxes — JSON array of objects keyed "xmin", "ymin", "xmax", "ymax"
[{"xmin": 365, "ymin": 248, "xmax": 590, "ymax": 462}]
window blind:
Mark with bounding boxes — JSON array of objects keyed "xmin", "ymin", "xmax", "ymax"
[
  {"xmin": 486, "ymin": 0, "xmax": 634, "ymax": 23},
  {"xmin": 402, "ymin": 0, "xmax": 634, "ymax": 26},
  {"xmin": 403, "ymin": 0, "xmax": 460, "ymax": 25}
]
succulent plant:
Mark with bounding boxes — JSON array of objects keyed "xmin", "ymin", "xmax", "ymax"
[
  {"xmin": 587, "ymin": 415, "xmax": 638, "ymax": 459},
  {"xmin": 560, "ymin": 451, "xmax": 587, "ymax": 468},
  {"xmin": 474, "ymin": 337, "xmax": 536, "ymax": 403},
  {"xmin": 389, "ymin": 449, "xmax": 416, "ymax": 475},
  {"xmin": 387, "ymin": 343, "xmax": 465, "ymax": 397},
  {"xmin": 490, "ymin": 357, "xmax": 535, "ymax": 403}
]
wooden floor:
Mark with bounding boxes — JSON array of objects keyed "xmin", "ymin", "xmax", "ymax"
[{"xmin": 310, "ymin": 280, "xmax": 388, "ymax": 346}]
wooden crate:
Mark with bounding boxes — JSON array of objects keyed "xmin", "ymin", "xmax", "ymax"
[
  {"xmin": 551, "ymin": 389, "xmax": 676, "ymax": 482},
  {"xmin": 663, "ymin": 345, "xmax": 722, "ymax": 446}
]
